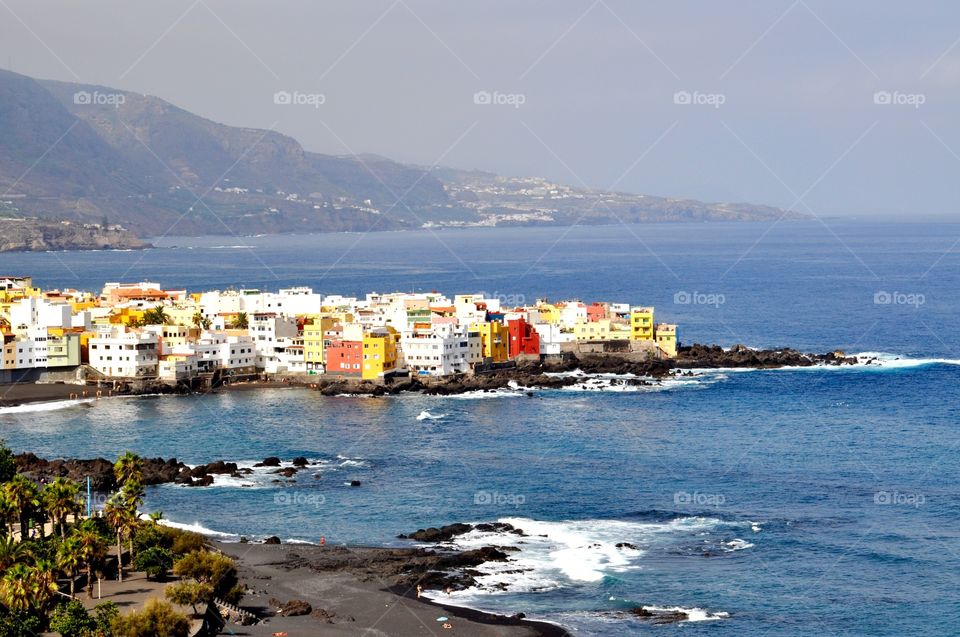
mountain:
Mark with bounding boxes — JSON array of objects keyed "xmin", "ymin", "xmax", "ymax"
[{"xmin": 0, "ymin": 68, "xmax": 796, "ymax": 242}]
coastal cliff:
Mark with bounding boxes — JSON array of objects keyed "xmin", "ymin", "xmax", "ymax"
[{"xmin": 0, "ymin": 218, "xmax": 149, "ymax": 252}]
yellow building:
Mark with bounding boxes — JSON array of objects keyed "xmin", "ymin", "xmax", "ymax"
[
  {"xmin": 470, "ymin": 320, "xmax": 509, "ymax": 362},
  {"xmin": 535, "ymin": 302, "xmax": 561, "ymax": 325},
  {"xmin": 574, "ymin": 319, "xmax": 632, "ymax": 341},
  {"xmin": 109, "ymin": 307, "xmax": 146, "ymax": 326},
  {"xmin": 630, "ymin": 307, "xmax": 654, "ymax": 341},
  {"xmin": 362, "ymin": 328, "xmax": 398, "ymax": 380},
  {"xmin": 303, "ymin": 316, "xmax": 339, "ymax": 369},
  {"xmin": 655, "ymin": 323, "xmax": 678, "ymax": 358}
]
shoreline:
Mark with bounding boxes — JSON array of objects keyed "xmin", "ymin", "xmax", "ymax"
[
  {"xmin": 213, "ymin": 540, "xmax": 571, "ymax": 636},
  {"xmin": 0, "ymin": 345, "xmax": 862, "ymax": 408}
]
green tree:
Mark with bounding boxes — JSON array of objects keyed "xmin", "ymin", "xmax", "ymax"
[
  {"xmin": 93, "ymin": 601, "xmax": 119, "ymax": 635},
  {"xmin": 0, "ymin": 563, "xmax": 32, "ymax": 612},
  {"xmin": 42, "ymin": 477, "xmax": 81, "ymax": 540},
  {"xmin": 113, "ymin": 452, "xmax": 143, "ymax": 489},
  {"xmin": 111, "ymin": 598, "xmax": 189, "ymax": 637},
  {"xmin": 165, "ymin": 580, "xmax": 213, "ymax": 616},
  {"xmin": 140, "ymin": 306, "xmax": 168, "ymax": 326},
  {"xmin": 0, "ymin": 535, "xmax": 31, "ymax": 570},
  {"xmin": 170, "ymin": 531, "xmax": 206, "ymax": 557},
  {"xmin": 27, "ymin": 558, "xmax": 59, "ymax": 611},
  {"xmin": 0, "ymin": 440, "xmax": 16, "ymax": 483},
  {"xmin": 49, "ymin": 599, "xmax": 95, "ymax": 637},
  {"xmin": 57, "ymin": 536, "xmax": 85, "ymax": 598},
  {"xmin": 0, "ymin": 609, "xmax": 43, "ymax": 637},
  {"xmin": 0, "ymin": 561, "xmax": 56, "ymax": 613},
  {"xmin": 134, "ymin": 547, "xmax": 172, "ymax": 581},
  {"xmin": 172, "ymin": 550, "xmax": 240, "ymax": 602},
  {"xmin": 72, "ymin": 521, "xmax": 107, "ymax": 599},
  {"xmin": 103, "ymin": 494, "xmax": 133, "ymax": 583},
  {"xmin": 2, "ymin": 476, "xmax": 38, "ymax": 540}
]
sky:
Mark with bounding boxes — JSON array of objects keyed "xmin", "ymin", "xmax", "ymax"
[{"xmin": 1, "ymin": 0, "xmax": 958, "ymax": 217}]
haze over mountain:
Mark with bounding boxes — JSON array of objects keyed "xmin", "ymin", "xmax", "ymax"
[{"xmin": 0, "ymin": 69, "xmax": 791, "ymax": 240}]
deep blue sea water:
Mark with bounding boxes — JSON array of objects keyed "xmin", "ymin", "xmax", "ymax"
[{"xmin": 1, "ymin": 221, "xmax": 959, "ymax": 635}]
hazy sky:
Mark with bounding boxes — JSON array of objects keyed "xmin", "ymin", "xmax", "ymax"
[{"xmin": 2, "ymin": 1, "xmax": 958, "ymax": 216}]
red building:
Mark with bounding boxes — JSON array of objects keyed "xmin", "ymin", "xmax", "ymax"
[
  {"xmin": 326, "ymin": 340, "xmax": 362, "ymax": 375},
  {"xmin": 507, "ymin": 318, "xmax": 540, "ymax": 358},
  {"xmin": 587, "ymin": 302, "xmax": 606, "ymax": 322}
]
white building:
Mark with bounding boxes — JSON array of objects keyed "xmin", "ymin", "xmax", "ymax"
[
  {"xmin": 250, "ymin": 313, "xmax": 299, "ymax": 369},
  {"xmin": 401, "ymin": 323, "xmax": 482, "ymax": 376},
  {"xmin": 265, "ymin": 337, "xmax": 306, "ymax": 374},
  {"xmin": 170, "ymin": 331, "xmax": 256, "ymax": 373},
  {"xmin": 88, "ymin": 328, "xmax": 158, "ymax": 379}
]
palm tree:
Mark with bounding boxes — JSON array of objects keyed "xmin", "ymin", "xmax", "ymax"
[
  {"xmin": 119, "ymin": 481, "xmax": 143, "ymax": 563},
  {"xmin": 114, "ymin": 451, "xmax": 143, "ymax": 489},
  {"xmin": 103, "ymin": 495, "xmax": 126, "ymax": 583},
  {"xmin": 57, "ymin": 536, "xmax": 84, "ymax": 598},
  {"xmin": 142, "ymin": 305, "xmax": 168, "ymax": 326},
  {"xmin": 149, "ymin": 510, "xmax": 164, "ymax": 522},
  {"xmin": 3, "ymin": 475, "xmax": 39, "ymax": 540},
  {"xmin": 0, "ymin": 534, "xmax": 31, "ymax": 570},
  {"xmin": 232, "ymin": 312, "xmax": 249, "ymax": 330},
  {"xmin": 29, "ymin": 558, "xmax": 59, "ymax": 611},
  {"xmin": 72, "ymin": 521, "xmax": 107, "ymax": 599},
  {"xmin": 0, "ymin": 563, "xmax": 33, "ymax": 612},
  {"xmin": 42, "ymin": 477, "xmax": 81, "ymax": 539},
  {"xmin": 0, "ymin": 488, "xmax": 15, "ymax": 536}
]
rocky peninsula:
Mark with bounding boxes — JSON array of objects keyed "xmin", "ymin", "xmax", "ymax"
[{"xmin": 0, "ymin": 217, "xmax": 149, "ymax": 252}]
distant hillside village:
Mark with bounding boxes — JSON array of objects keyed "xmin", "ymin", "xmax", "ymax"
[{"xmin": 0, "ymin": 276, "xmax": 678, "ymax": 386}]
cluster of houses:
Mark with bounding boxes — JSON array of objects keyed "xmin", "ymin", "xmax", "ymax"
[{"xmin": 0, "ymin": 276, "xmax": 679, "ymax": 384}]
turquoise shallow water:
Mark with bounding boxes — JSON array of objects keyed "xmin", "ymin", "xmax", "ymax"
[{"xmin": 1, "ymin": 221, "xmax": 959, "ymax": 635}]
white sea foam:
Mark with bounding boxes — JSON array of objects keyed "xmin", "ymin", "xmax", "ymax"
[
  {"xmin": 416, "ymin": 410, "xmax": 447, "ymax": 421},
  {"xmin": 0, "ymin": 398, "xmax": 96, "ymax": 414},
  {"xmin": 640, "ymin": 605, "xmax": 730, "ymax": 622},
  {"xmin": 445, "ymin": 388, "xmax": 525, "ymax": 399},
  {"xmin": 179, "ymin": 455, "xmax": 367, "ymax": 489},
  {"xmin": 418, "ymin": 515, "xmax": 750, "ymax": 601},
  {"xmin": 157, "ymin": 518, "xmax": 239, "ymax": 539},
  {"xmin": 724, "ymin": 538, "xmax": 754, "ymax": 551}
]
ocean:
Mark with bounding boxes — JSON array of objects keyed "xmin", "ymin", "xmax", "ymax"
[{"xmin": 1, "ymin": 220, "xmax": 958, "ymax": 635}]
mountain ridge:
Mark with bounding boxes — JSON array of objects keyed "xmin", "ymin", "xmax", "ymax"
[{"xmin": 0, "ymin": 68, "xmax": 798, "ymax": 242}]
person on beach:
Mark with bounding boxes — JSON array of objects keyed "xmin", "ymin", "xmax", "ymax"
[{"xmin": 416, "ymin": 585, "xmax": 423, "ymax": 598}]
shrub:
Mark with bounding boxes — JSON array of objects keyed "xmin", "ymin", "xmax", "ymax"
[
  {"xmin": 49, "ymin": 600, "xmax": 94, "ymax": 637},
  {"xmin": 93, "ymin": 601, "xmax": 119, "ymax": 636},
  {"xmin": 133, "ymin": 547, "xmax": 173, "ymax": 581},
  {"xmin": 170, "ymin": 531, "xmax": 206, "ymax": 557},
  {"xmin": 172, "ymin": 550, "xmax": 240, "ymax": 602},
  {"xmin": 165, "ymin": 580, "xmax": 214, "ymax": 615},
  {"xmin": 132, "ymin": 523, "xmax": 169, "ymax": 555},
  {"xmin": 110, "ymin": 598, "xmax": 189, "ymax": 637},
  {"xmin": 0, "ymin": 609, "xmax": 43, "ymax": 637}
]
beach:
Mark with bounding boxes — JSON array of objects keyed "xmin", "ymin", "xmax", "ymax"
[{"xmin": 214, "ymin": 541, "xmax": 569, "ymax": 636}]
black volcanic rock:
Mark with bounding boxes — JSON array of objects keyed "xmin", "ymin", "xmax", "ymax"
[{"xmin": 399, "ymin": 523, "xmax": 473, "ymax": 542}]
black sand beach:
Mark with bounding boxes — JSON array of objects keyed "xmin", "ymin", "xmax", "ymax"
[{"xmin": 214, "ymin": 541, "xmax": 570, "ymax": 637}]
